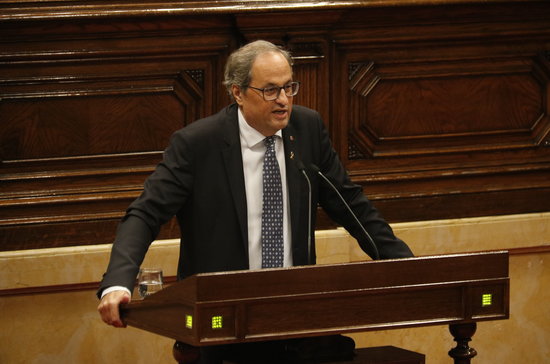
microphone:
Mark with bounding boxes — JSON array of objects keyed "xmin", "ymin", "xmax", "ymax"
[
  {"xmin": 295, "ymin": 158, "xmax": 313, "ymax": 265},
  {"xmin": 310, "ymin": 164, "xmax": 380, "ymax": 260}
]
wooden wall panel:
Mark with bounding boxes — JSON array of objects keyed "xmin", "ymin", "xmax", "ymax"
[
  {"xmin": 0, "ymin": 13, "xmax": 233, "ymax": 249},
  {"xmin": 329, "ymin": 3, "xmax": 550, "ymax": 221},
  {"xmin": 1, "ymin": 1, "xmax": 549, "ymax": 250}
]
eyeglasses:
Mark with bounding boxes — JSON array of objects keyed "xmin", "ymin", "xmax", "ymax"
[{"xmin": 247, "ymin": 81, "xmax": 300, "ymax": 101}]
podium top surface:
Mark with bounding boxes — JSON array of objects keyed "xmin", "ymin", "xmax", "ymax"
[{"xmin": 150, "ymin": 251, "xmax": 508, "ymax": 303}]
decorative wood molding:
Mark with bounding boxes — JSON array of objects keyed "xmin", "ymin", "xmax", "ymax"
[
  {"xmin": 347, "ymin": 56, "xmax": 548, "ymax": 159},
  {"xmin": 2, "ymin": 0, "xmax": 538, "ymax": 21},
  {"xmin": 0, "ymin": 276, "xmax": 179, "ymax": 297},
  {"xmin": 1, "ymin": 245, "xmax": 547, "ymax": 297},
  {"xmin": 1, "ymin": 1, "xmax": 550, "ymax": 250}
]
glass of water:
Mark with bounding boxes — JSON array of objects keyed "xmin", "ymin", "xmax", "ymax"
[{"xmin": 137, "ymin": 268, "xmax": 163, "ymax": 298}]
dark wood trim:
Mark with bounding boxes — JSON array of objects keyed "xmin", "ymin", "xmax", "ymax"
[
  {"xmin": 1, "ymin": 0, "xmax": 541, "ymax": 21},
  {"xmin": 507, "ymin": 245, "xmax": 550, "ymax": 256},
  {"xmin": 1, "ymin": 246, "xmax": 547, "ymax": 297},
  {"xmin": 0, "ymin": 275, "xmax": 178, "ymax": 297}
]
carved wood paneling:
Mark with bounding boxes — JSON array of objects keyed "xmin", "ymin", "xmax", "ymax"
[
  {"xmin": 286, "ymin": 41, "xmax": 330, "ymax": 123},
  {"xmin": 0, "ymin": 15, "xmax": 232, "ymax": 249},
  {"xmin": 1, "ymin": 1, "xmax": 550, "ymax": 250},
  {"xmin": 348, "ymin": 57, "xmax": 547, "ymax": 159},
  {"xmin": 329, "ymin": 3, "xmax": 550, "ymax": 221}
]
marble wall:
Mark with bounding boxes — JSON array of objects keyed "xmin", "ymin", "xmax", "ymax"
[{"xmin": 1, "ymin": 213, "xmax": 548, "ymax": 363}]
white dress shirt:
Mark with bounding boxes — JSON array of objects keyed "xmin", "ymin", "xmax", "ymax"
[{"xmin": 238, "ymin": 108, "xmax": 293, "ymax": 269}]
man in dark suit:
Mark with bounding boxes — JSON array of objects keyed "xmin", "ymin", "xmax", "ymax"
[{"xmin": 98, "ymin": 40, "xmax": 413, "ymax": 362}]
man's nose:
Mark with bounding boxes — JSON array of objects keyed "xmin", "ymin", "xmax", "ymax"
[{"xmin": 275, "ymin": 89, "xmax": 289, "ymax": 104}]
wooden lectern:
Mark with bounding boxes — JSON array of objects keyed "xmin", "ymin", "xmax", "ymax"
[{"xmin": 121, "ymin": 251, "xmax": 509, "ymax": 363}]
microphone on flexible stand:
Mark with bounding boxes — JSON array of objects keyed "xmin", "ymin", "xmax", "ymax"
[
  {"xmin": 309, "ymin": 163, "xmax": 380, "ymax": 261},
  {"xmin": 294, "ymin": 159, "xmax": 314, "ymax": 265}
]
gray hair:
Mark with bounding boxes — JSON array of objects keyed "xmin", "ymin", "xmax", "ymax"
[{"xmin": 223, "ymin": 40, "xmax": 293, "ymax": 97}]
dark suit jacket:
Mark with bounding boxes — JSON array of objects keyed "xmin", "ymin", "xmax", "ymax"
[{"xmin": 98, "ymin": 104, "xmax": 412, "ymax": 295}]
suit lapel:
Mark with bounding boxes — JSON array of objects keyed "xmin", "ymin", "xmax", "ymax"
[{"xmin": 221, "ymin": 105, "xmax": 249, "ymax": 256}]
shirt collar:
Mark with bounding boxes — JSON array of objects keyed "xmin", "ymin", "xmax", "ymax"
[{"xmin": 238, "ymin": 107, "xmax": 282, "ymax": 149}]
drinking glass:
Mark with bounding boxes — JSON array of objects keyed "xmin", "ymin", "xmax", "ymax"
[{"xmin": 137, "ymin": 268, "xmax": 163, "ymax": 298}]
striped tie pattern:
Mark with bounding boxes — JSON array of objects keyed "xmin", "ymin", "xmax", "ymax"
[{"xmin": 261, "ymin": 136, "xmax": 284, "ymax": 268}]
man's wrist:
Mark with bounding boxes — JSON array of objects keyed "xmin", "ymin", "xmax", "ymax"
[{"xmin": 101, "ymin": 286, "xmax": 132, "ymax": 299}]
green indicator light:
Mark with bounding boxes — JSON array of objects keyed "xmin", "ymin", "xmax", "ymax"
[
  {"xmin": 212, "ymin": 315, "xmax": 223, "ymax": 329},
  {"xmin": 482, "ymin": 293, "xmax": 492, "ymax": 307},
  {"xmin": 185, "ymin": 314, "xmax": 193, "ymax": 329}
]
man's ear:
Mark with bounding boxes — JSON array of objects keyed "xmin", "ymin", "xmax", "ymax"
[{"xmin": 232, "ymin": 85, "xmax": 243, "ymax": 105}]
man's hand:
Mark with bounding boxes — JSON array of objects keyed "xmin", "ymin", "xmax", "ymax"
[{"xmin": 97, "ymin": 290, "xmax": 131, "ymax": 328}]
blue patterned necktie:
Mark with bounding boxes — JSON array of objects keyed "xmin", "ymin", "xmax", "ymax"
[{"xmin": 261, "ymin": 136, "xmax": 284, "ymax": 268}]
